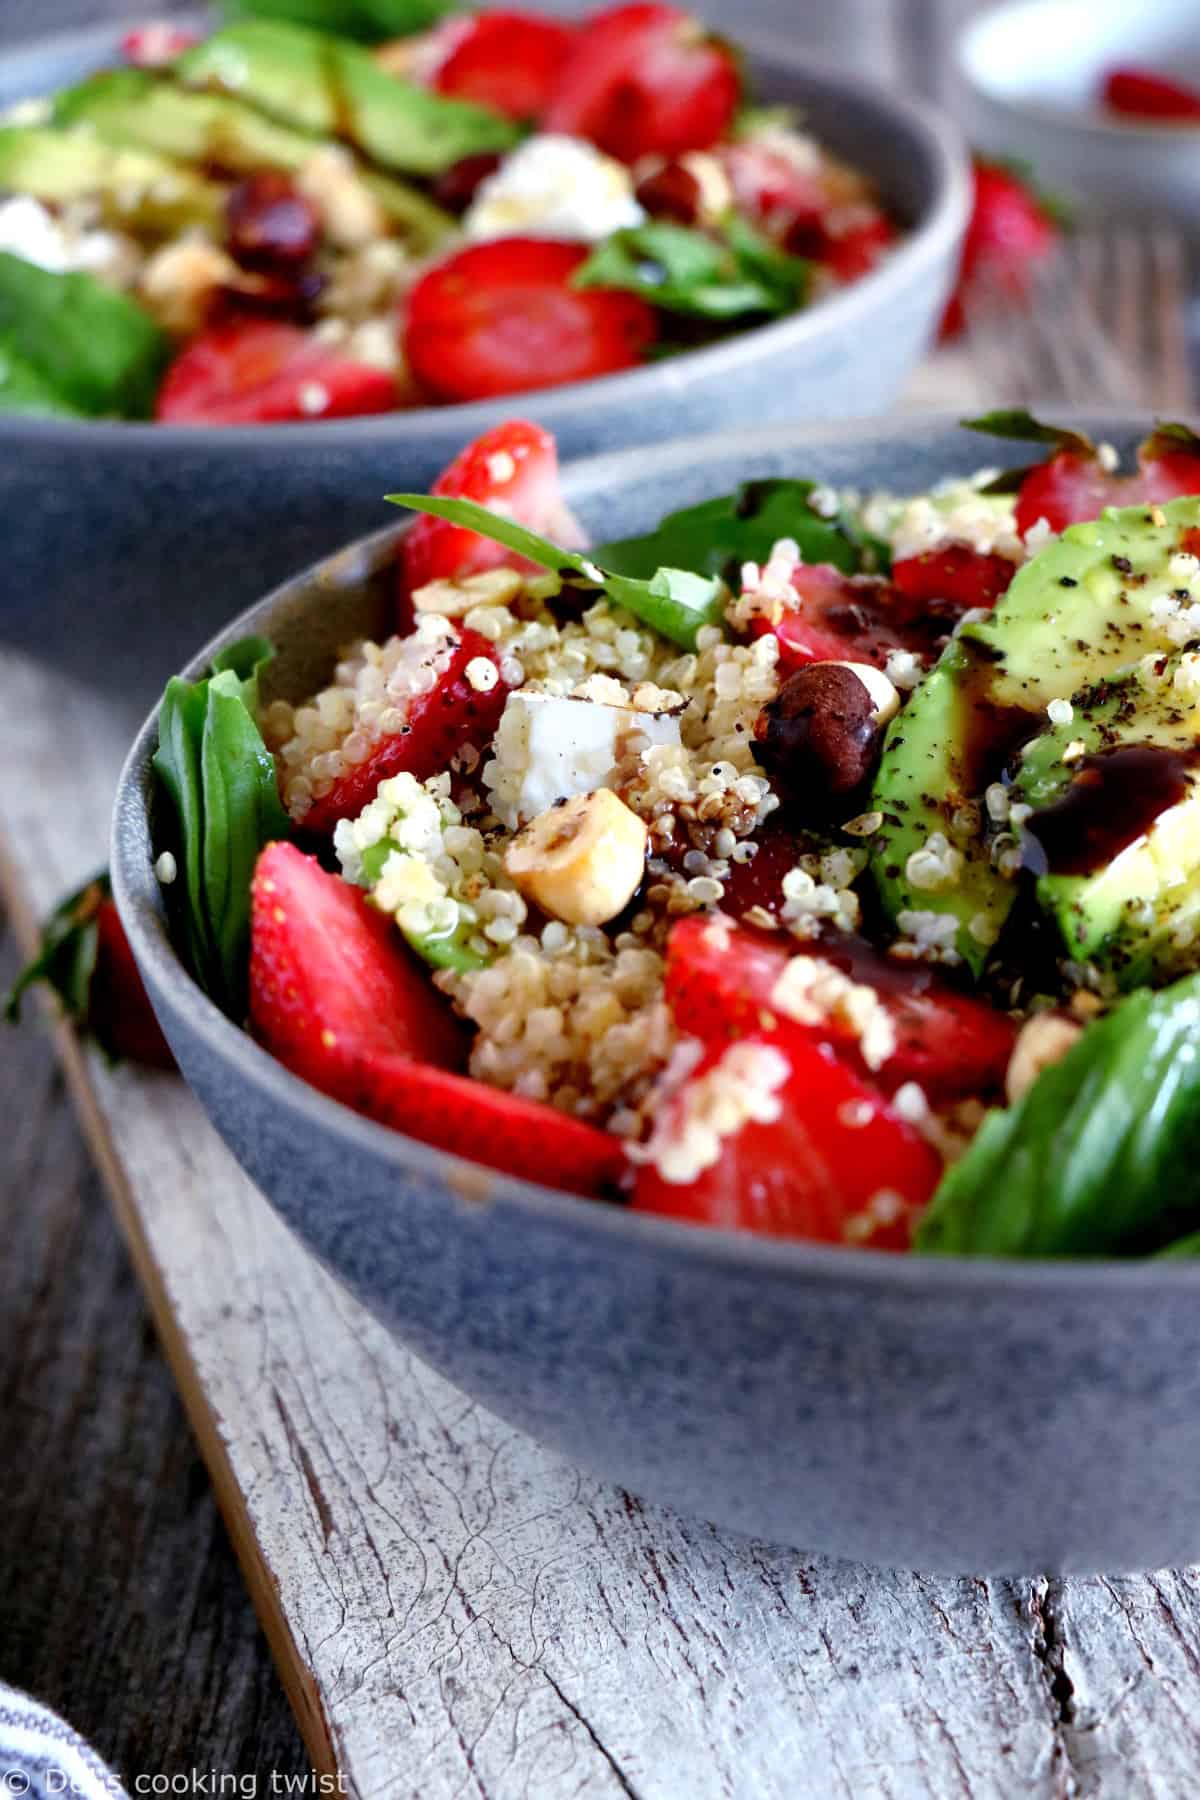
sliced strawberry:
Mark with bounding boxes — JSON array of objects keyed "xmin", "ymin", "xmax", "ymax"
[
  {"xmin": 400, "ymin": 419, "xmax": 581, "ymax": 599},
  {"xmin": 543, "ymin": 2, "xmax": 740, "ymax": 163},
  {"xmin": 1015, "ymin": 431, "xmax": 1200, "ymax": 536},
  {"xmin": 631, "ymin": 1035, "xmax": 940, "ymax": 1247},
  {"xmin": 403, "ymin": 238, "xmax": 658, "ymax": 404},
  {"xmin": 300, "ymin": 626, "xmax": 510, "ymax": 837},
  {"xmin": 156, "ymin": 320, "xmax": 398, "ymax": 426},
  {"xmin": 250, "ymin": 843, "xmax": 622, "ymax": 1196},
  {"xmin": 664, "ymin": 914, "xmax": 1016, "ymax": 1102},
  {"xmin": 749, "ymin": 563, "xmax": 928, "ymax": 675},
  {"xmin": 891, "ymin": 545, "xmax": 1015, "ymax": 615},
  {"xmin": 819, "ymin": 210, "xmax": 897, "ymax": 283},
  {"xmin": 251, "ymin": 842, "xmax": 466, "ymax": 1078},
  {"xmin": 94, "ymin": 899, "xmax": 176, "ymax": 1067},
  {"xmin": 432, "ymin": 11, "xmax": 578, "ymax": 119},
  {"xmin": 121, "ymin": 20, "xmax": 199, "ymax": 65},
  {"xmin": 1103, "ymin": 67, "xmax": 1200, "ymax": 122},
  {"xmin": 941, "ymin": 159, "xmax": 1059, "ymax": 339}
]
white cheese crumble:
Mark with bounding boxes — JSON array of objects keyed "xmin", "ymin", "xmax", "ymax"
[
  {"xmin": 769, "ymin": 955, "xmax": 897, "ymax": 1071},
  {"xmin": 0, "ymin": 195, "xmax": 72, "ymax": 271},
  {"xmin": 464, "ymin": 134, "xmax": 646, "ymax": 243},
  {"xmin": 630, "ymin": 1041, "xmax": 790, "ymax": 1184},
  {"xmin": 483, "ymin": 688, "xmax": 681, "ymax": 828}
]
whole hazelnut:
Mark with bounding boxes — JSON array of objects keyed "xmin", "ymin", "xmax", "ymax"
[{"xmin": 752, "ymin": 661, "xmax": 899, "ymax": 806}]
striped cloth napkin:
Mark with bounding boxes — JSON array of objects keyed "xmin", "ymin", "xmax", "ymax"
[{"xmin": 0, "ymin": 1681, "xmax": 128, "ymax": 1799}]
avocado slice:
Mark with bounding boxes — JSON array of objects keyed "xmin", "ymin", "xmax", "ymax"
[
  {"xmin": 0, "ymin": 250, "xmax": 168, "ymax": 418},
  {"xmin": 52, "ymin": 68, "xmax": 453, "ymax": 250},
  {"xmin": 176, "ymin": 20, "xmax": 521, "ymax": 176},
  {"xmin": 0, "ymin": 125, "xmax": 223, "ymax": 234},
  {"xmin": 1011, "ymin": 655, "xmax": 1200, "ymax": 987},
  {"xmin": 870, "ymin": 495, "xmax": 1200, "ymax": 975}
]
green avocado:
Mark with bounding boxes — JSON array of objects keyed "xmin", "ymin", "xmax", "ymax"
[
  {"xmin": 0, "ymin": 125, "xmax": 223, "ymax": 233},
  {"xmin": 176, "ymin": 19, "xmax": 521, "ymax": 175},
  {"xmin": 1010, "ymin": 653, "xmax": 1200, "ymax": 987},
  {"xmin": 869, "ymin": 495, "xmax": 1200, "ymax": 975},
  {"xmin": 52, "ymin": 69, "xmax": 454, "ymax": 250}
]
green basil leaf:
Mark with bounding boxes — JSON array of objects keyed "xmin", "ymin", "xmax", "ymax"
[
  {"xmin": 385, "ymin": 493, "xmax": 727, "ymax": 649},
  {"xmin": 218, "ymin": 0, "xmax": 457, "ymax": 40},
  {"xmin": 572, "ymin": 218, "xmax": 807, "ymax": 320},
  {"xmin": 595, "ymin": 477, "xmax": 888, "ymax": 582},
  {"xmin": 4, "ymin": 871, "xmax": 107, "ymax": 1030},
  {"xmin": 1155, "ymin": 1231, "xmax": 1200, "ymax": 1258},
  {"xmin": 962, "ymin": 410, "xmax": 1095, "ymax": 456},
  {"xmin": 152, "ymin": 636, "xmax": 288, "ymax": 1016},
  {"xmin": 915, "ymin": 972, "xmax": 1200, "ymax": 1257},
  {"xmin": 0, "ymin": 251, "xmax": 168, "ymax": 419}
]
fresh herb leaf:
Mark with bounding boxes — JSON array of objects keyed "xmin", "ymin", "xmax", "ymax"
[
  {"xmin": 572, "ymin": 218, "xmax": 808, "ymax": 320},
  {"xmin": 152, "ymin": 637, "xmax": 289, "ymax": 1016},
  {"xmin": 4, "ymin": 872, "xmax": 107, "ymax": 1031},
  {"xmin": 915, "ymin": 972, "xmax": 1200, "ymax": 1257},
  {"xmin": 595, "ymin": 477, "xmax": 889, "ymax": 583},
  {"xmin": 219, "ymin": 0, "xmax": 456, "ymax": 40},
  {"xmin": 0, "ymin": 251, "xmax": 168, "ymax": 420},
  {"xmin": 1156, "ymin": 1231, "xmax": 1200, "ymax": 1258},
  {"xmin": 386, "ymin": 494, "xmax": 727, "ymax": 649},
  {"xmin": 962, "ymin": 410, "xmax": 1095, "ymax": 455}
]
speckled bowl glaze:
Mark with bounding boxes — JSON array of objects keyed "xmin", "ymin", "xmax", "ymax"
[
  {"xmin": 111, "ymin": 413, "xmax": 1200, "ymax": 1578},
  {"xmin": 2, "ymin": 20, "xmax": 968, "ymax": 713}
]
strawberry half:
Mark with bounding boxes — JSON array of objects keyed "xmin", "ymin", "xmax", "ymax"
[
  {"xmin": 749, "ymin": 564, "xmax": 929, "ymax": 675},
  {"xmin": 299, "ymin": 625, "xmax": 511, "ymax": 837},
  {"xmin": 400, "ymin": 419, "xmax": 582, "ymax": 601},
  {"xmin": 1102, "ymin": 67, "xmax": 1200, "ymax": 123},
  {"xmin": 403, "ymin": 237, "xmax": 658, "ymax": 404},
  {"xmin": 250, "ymin": 843, "xmax": 623, "ymax": 1196},
  {"xmin": 432, "ymin": 11, "xmax": 578, "ymax": 119},
  {"xmin": 1015, "ymin": 427, "xmax": 1200, "ymax": 536},
  {"xmin": 631, "ymin": 1033, "xmax": 941, "ymax": 1247},
  {"xmin": 543, "ymin": 2, "xmax": 740, "ymax": 163},
  {"xmin": 156, "ymin": 320, "xmax": 399, "ymax": 426},
  {"xmin": 665, "ymin": 914, "xmax": 1016, "ymax": 1102},
  {"xmin": 891, "ymin": 545, "xmax": 1015, "ymax": 615}
]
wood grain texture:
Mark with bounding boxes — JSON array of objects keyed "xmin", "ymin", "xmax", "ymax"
[
  {"xmin": 0, "ymin": 914, "xmax": 308, "ymax": 1788},
  {"xmin": 5, "ymin": 637, "xmax": 1200, "ymax": 1800}
]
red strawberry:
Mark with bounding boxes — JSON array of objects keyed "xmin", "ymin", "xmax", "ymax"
[
  {"xmin": 716, "ymin": 821, "xmax": 818, "ymax": 923},
  {"xmin": 121, "ymin": 20, "xmax": 199, "ymax": 64},
  {"xmin": 749, "ymin": 564, "xmax": 928, "ymax": 675},
  {"xmin": 665, "ymin": 914, "xmax": 1016, "ymax": 1102},
  {"xmin": 819, "ymin": 210, "xmax": 897, "ymax": 283},
  {"xmin": 432, "ymin": 11, "xmax": 578, "ymax": 119},
  {"xmin": 891, "ymin": 545, "xmax": 1015, "ymax": 615},
  {"xmin": 400, "ymin": 419, "xmax": 582, "ymax": 599},
  {"xmin": 631, "ymin": 1034, "xmax": 940, "ymax": 1247},
  {"xmin": 156, "ymin": 320, "xmax": 398, "ymax": 426},
  {"xmin": 300, "ymin": 625, "xmax": 511, "ymax": 837},
  {"xmin": 403, "ymin": 237, "xmax": 658, "ymax": 404},
  {"xmin": 250, "ymin": 843, "xmax": 623, "ymax": 1196},
  {"xmin": 941, "ymin": 159, "xmax": 1059, "ymax": 339},
  {"xmin": 94, "ymin": 899, "xmax": 176, "ymax": 1067},
  {"xmin": 1103, "ymin": 67, "xmax": 1200, "ymax": 123},
  {"xmin": 543, "ymin": 2, "xmax": 740, "ymax": 163},
  {"xmin": 1015, "ymin": 429, "xmax": 1200, "ymax": 536}
]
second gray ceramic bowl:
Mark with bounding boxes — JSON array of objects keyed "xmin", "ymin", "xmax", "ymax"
[
  {"xmin": 112, "ymin": 412, "xmax": 1200, "ymax": 1578},
  {"xmin": 1, "ymin": 20, "xmax": 968, "ymax": 714}
]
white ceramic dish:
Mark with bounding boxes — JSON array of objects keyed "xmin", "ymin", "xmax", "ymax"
[{"xmin": 959, "ymin": 0, "xmax": 1200, "ymax": 225}]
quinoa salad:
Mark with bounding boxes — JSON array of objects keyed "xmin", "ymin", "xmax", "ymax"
[
  {"xmin": 0, "ymin": 2, "xmax": 897, "ymax": 425},
  {"xmin": 147, "ymin": 411, "xmax": 1200, "ymax": 1258}
]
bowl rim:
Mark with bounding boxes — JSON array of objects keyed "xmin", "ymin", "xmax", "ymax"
[
  {"xmin": 0, "ymin": 16, "xmax": 971, "ymax": 451},
  {"xmin": 112, "ymin": 407, "xmax": 1200, "ymax": 1293},
  {"xmin": 957, "ymin": 0, "xmax": 1200, "ymax": 146}
]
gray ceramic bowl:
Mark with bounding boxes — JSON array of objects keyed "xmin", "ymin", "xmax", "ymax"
[
  {"xmin": 111, "ymin": 412, "xmax": 1200, "ymax": 1579},
  {"xmin": 959, "ymin": 0, "xmax": 1200, "ymax": 227},
  {"xmin": 1, "ymin": 19, "xmax": 968, "ymax": 714}
]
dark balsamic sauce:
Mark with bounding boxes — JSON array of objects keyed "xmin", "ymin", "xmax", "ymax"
[
  {"xmin": 953, "ymin": 638, "xmax": 1042, "ymax": 795},
  {"xmin": 1023, "ymin": 746, "xmax": 1197, "ymax": 877}
]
